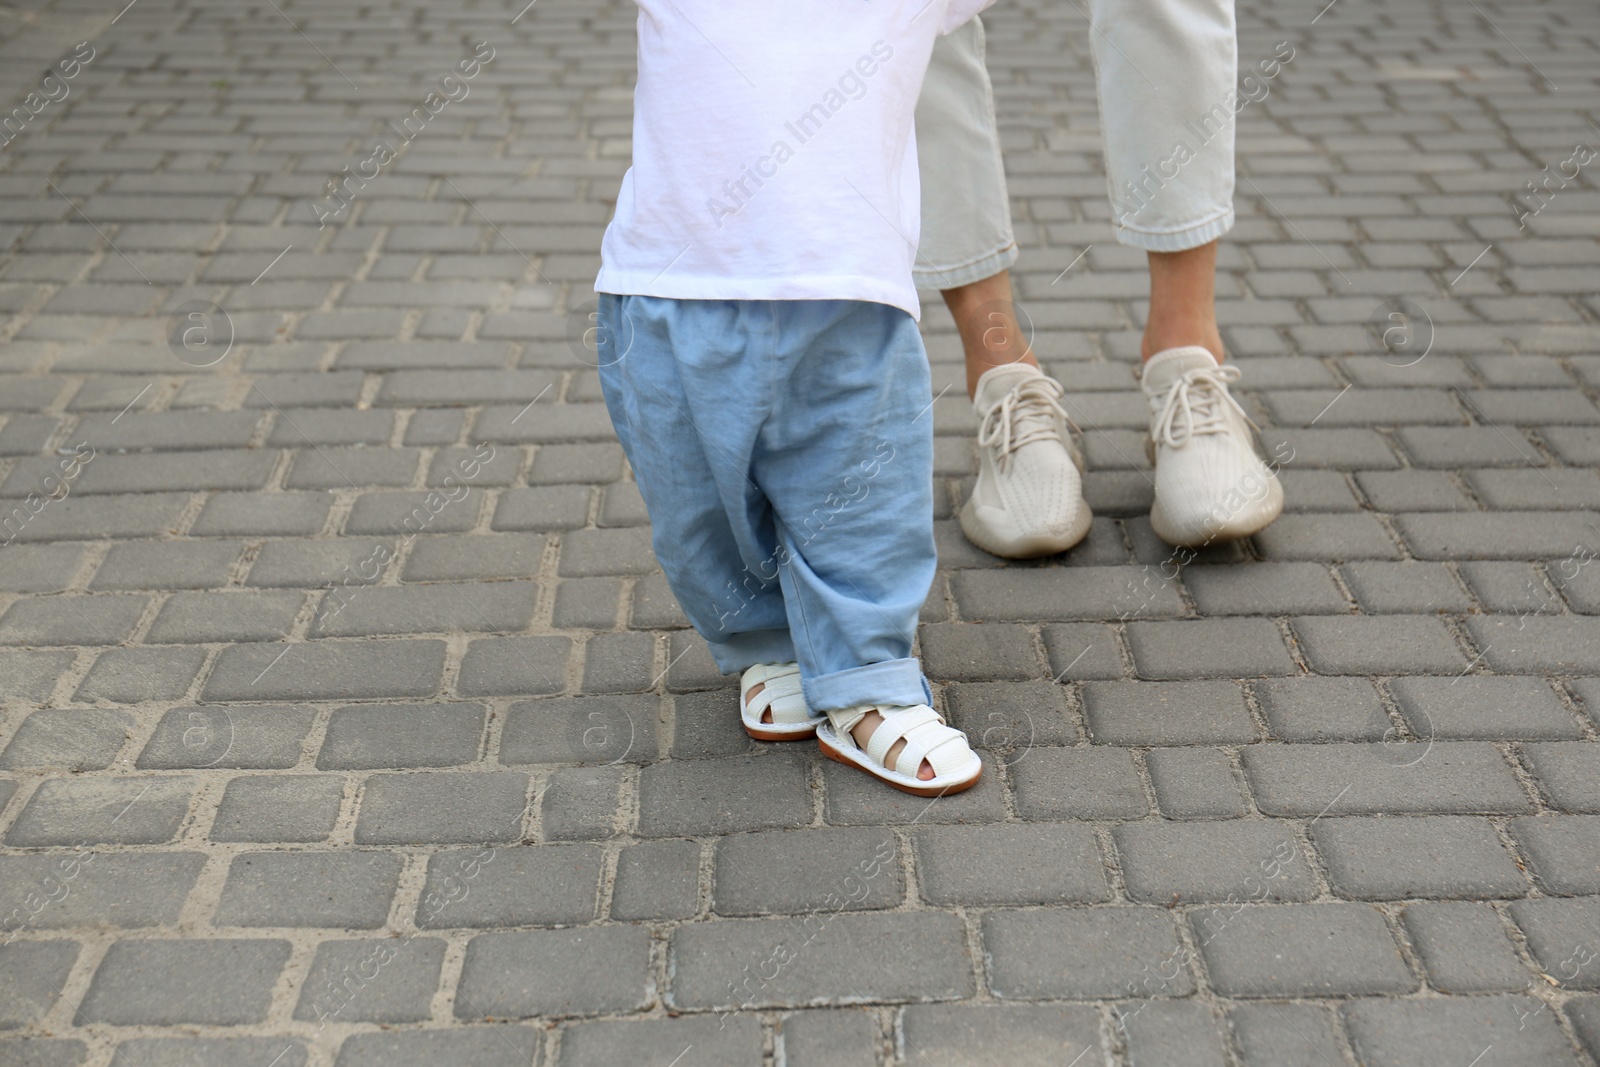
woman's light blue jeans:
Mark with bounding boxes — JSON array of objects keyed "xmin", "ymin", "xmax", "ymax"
[{"xmin": 594, "ymin": 293, "xmax": 936, "ymax": 713}]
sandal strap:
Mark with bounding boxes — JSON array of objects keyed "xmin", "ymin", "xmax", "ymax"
[
  {"xmin": 863, "ymin": 705, "xmax": 944, "ymax": 771},
  {"xmin": 741, "ymin": 663, "xmax": 817, "ymax": 726},
  {"xmin": 897, "ymin": 726, "xmax": 971, "ymax": 779}
]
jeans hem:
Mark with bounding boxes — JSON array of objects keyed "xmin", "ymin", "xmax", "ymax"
[
  {"xmin": 705, "ymin": 628, "xmax": 799, "ymax": 674},
  {"xmin": 913, "ymin": 243, "xmax": 1019, "ymax": 291},
  {"xmin": 1113, "ymin": 209, "xmax": 1235, "ymax": 252},
  {"xmin": 802, "ymin": 658, "xmax": 932, "ymax": 713}
]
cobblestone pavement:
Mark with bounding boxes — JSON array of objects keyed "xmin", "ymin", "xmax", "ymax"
[{"xmin": 0, "ymin": 0, "xmax": 1598, "ymax": 1064}]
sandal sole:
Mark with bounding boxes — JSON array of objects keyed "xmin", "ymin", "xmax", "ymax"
[
  {"xmin": 743, "ymin": 721, "xmax": 821, "ymax": 742},
  {"xmin": 817, "ymin": 733, "xmax": 982, "ymax": 797}
]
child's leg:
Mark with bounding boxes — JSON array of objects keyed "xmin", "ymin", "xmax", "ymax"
[
  {"xmin": 750, "ymin": 301, "xmax": 937, "ymax": 714},
  {"xmin": 593, "ymin": 294, "xmax": 796, "ymax": 673}
]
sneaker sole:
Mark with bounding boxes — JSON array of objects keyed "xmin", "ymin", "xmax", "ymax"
[
  {"xmin": 960, "ymin": 496, "xmax": 1094, "ymax": 560},
  {"xmin": 1149, "ymin": 480, "xmax": 1285, "ymax": 549}
]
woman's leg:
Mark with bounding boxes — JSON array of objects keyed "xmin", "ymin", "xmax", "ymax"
[
  {"xmin": 916, "ymin": 19, "xmax": 1092, "ymax": 560},
  {"xmin": 1144, "ymin": 240, "xmax": 1224, "ymax": 363}
]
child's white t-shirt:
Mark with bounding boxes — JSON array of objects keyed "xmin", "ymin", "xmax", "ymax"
[{"xmin": 594, "ymin": 1, "xmax": 994, "ymax": 321}]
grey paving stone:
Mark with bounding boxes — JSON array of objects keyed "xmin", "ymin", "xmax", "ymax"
[
  {"xmin": 246, "ymin": 539, "xmax": 397, "ymax": 589},
  {"xmin": 1244, "ymin": 742, "xmax": 1535, "ymax": 816},
  {"xmin": 1394, "ymin": 426, "xmax": 1545, "ymax": 468},
  {"xmin": 414, "ymin": 845, "xmax": 601, "ymax": 929},
  {"xmin": 191, "ymin": 492, "xmax": 332, "ymax": 537},
  {"xmin": 402, "ymin": 533, "xmax": 547, "ymax": 582},
  {"xmin": 1118, "ymin": 1000, "xmax": 1229, "ymax": 1067},
  {"xmin": 354, "ymin": 772, "xmax": 530, "ymax": 845},
  {"xmin": 1468, "ymin": 467, "xmax": 1600, "ymax": 510},
  {"xmin": 214, "ymin": 851, "xmax": 403, "ymax": 929},
  {"xmin": 671, "ymin": 911, "xmax": 972, "ymax": 1010},
  {"xmin": 630, "ymin": 573, "xmax": 690, "ymax": 629},
  {"xmin": 1195, "ymin": 903, "xmax": 1416, "ymax": 997},
  {"xmin": 1126, "ymin": 619, "xmax": 1297, "ymax": 679},
  {"xmin": 552, "ymin": 577, "xmax": 623, "ymax": 629},
  {"xmin": 210, "ymin": 775, "xmax": 344, "ymax": 844},
  {"xmin": 74, "ymin": 646, "xmax": 207, "ymax": 703},
  {"xmin": 1181, "ymin": 562, "xmax": 1349, "ymax": 615},
  {"xmin": 1523, "ymin": 742, "xmax": 1600, "ymax": 813},
  {"xmin": 0, "ymin": 650, "xmax": 73, "ymax": 704},
  {"xmin": 317, "ymin": 702, "xmax": 486, "ymax": 769},
  {"xmin": 1081, "ymin": 680, "xmax": 1257, "ymax": 745},
  {"xmin": 77, "ymin": 939, "xmax": 291, "ymax": 1025},
  {"xmin": 203, "ymin": 640, "xmax": 447, "ymax": 701},
  {"xmin": 1339, "ymin": 561, "xmax": 1475, "ymax": 614},
  {"xmin": 89, "ymin": 540, "xmax": 244, "ymax": 591},
  {"xmin": 146, "ymin": 590, "xmax": 303, "ymax": 643},
  {"xmin": 714, "ymin": 827, "xmax": 903, "ymax": 916},
  {"xmin": 612, "ymin": 839, "xmax": 701, "ymax": 922},
  {"xmin": 458, "ymin": 926, "xmax": 650, "ymax": 1018},
  {"xmin": 1568, "ymin": 998, "xmax": 1600, "ymax": 1064},
  {"xmin": 1291, "ymin": 615, "xmax": 1470, "ymax": 674},
  {"xmin": 559, "ymin": 1016, "xmax": 760, "ymax": 1067},
  {"xmin": 1255, "ymin": 679, "xmax": 1401, "ymax": 745},
  {"xmin": 138, "ymin": 706, "xmax": 314, "ymax": 770},
  {"xmin": 0, "ymin": 853, "xmax": 203, "ymax": 932},
  {"xmin": 0, "ymin": 544, "xmax": 85, "ymax": 594},
  {"xmin": 984, "ymin": 907, "xmax": 1189, "ymax": 999},
  {"xmin": 1116, "ymin": 820, "xmax": 1317, "ymax": 905},
  {"xmin": 1465, "ymin": 615, "xmax": 1600, "ymax": 674},
  {"xmin": 333, "ymin": 1028, "xmax": 542, "ymax": 1067},
  {"xmin": 0, "ymin": 1039, "xmax": 87, "ymax": 1067},
  {"xmin": 1254, "ymin": 513, "xmax": 1402, "ymax": 561},
  {"xmin": 1145, "ymin": 747, "xmax": 1249, "ymax": 819},
  {"xmin": 315, "ymin": 581, "xmax": 538, "ymax": 637},
  {"xmin": 918, "ymin": 622, "xmax": 1042, "ymax": 681},
  {"xmin": 1402, "ymin": 902, "xmax": 1535, "ymax": 993},
  {"xmin": 669, "ymin": 689, "xmax": 757, "ymax": 760},
  {"xmin": 581, "ymin": 631, "xmax": 655, "ymax": 693},
  {"xmin": 0, "ymin": 941, "xmax": 79, "ymax": 1029},
  {"xmin": 898, "ymin": 1003, "xmax": 1103, "ymax": 1067},
  {"xmin": 1573, "ymin": 679, "xmax": 1600, "ymax": 730},
  {"xmin": 1509, "ymin": 815, "xmax": 1600, "ymax": 895},
  {"xmin": 499, "ymin": 694, "xmax": 658, "ymax": 764},
  {"xmin": 1456, "ymin": 559, "xmax": 1553, "ymax": 614},
  {"xmin": 1227, "ymin": 1003, "xmax": 1351, "ymax": 1067},
  {"xmin": 284, "ymin": 446, "xmax": 420, "ymax": 489},
  {"xmin": 491, "ymin": 485, "xmax": 593, "ymax": 532},
  {"xmin": 343, "ymin": 490, "xmax": 485, "ymax": 536},
  {"xmin": 1388, "ymin": 676, "xmax": 1582, "ymax": 741},
  {"xmin": 666, "ymin": 632, "xmax": 728, "ymax": 691},
  {"xmin": 5, "ymin": 776, "xmax": 193, "ymax": 847},
  {"xmin": 1260, "ymin": 428, "xmax": 1400, "ymax": 469},
  {"xmin": 639, "ymin": 750, "xmax": 811, "ymax": 837},
  {"xmin": 1354, "ymin": 470, "xmax": 1477, "ymax": 512},
  {"xmin": 1010, "ymin": 746, "xmax": 1148, "ymax": 820},
  {"xmin": 915, "ymin": 823, "xmax": 1108, "ymax": 906},
  {"xmin": 1511, "ymin": 897, "xmax": 1600, "ymax": 991},
  {"xmin": 541, "ymin": 765, "xmax": 625, "ymax": 841},
  {"xmin": 1396, "ymin": 511, "xmax": 1600, "ymax": 561},
  {"xmin": 0, "ymin": 493, "xmax": 189, "ymax": 544},
  {"xmin": 779, "ymin": 1009, "xmax": 877, "ymax": 1067},
  {"xmin": 0, "ymin": 710, "xmax": 132, "ymax": 771},
  {"xmin": 943, "ymin": 681, "xmax": 1079, "ymax": 754},
  {"xmin": 951, "ymin": 566, "xmax": 1186, "ymax": 622},
  {"xmin": 558, "ymin": 527, "xmax": 658, "ymax": 578},
  {"xmin": 266, "ymin": 408, "xmax": 392, "ymax": 447},
  {"xmin": 1039, "ymin": 623, "xmax": 1128, "ymax": 679},
  {"xmin": 111, "ymin": 1039, "xmax": 308, "ymax": 1067},
  {"xmin": 0, "ymin": 593, "xmax": 148, "ymax": 646},
  {"xmin": 1311, "ymin": 816, "xmax": 1527, "ymax": 900},
  {"xmin": 456, "ymin": 635, "xmax": 573, "ymax": 698},
  {"xmin": 1343, "ymin": 997, "xmax": 1582, "ymax": 1067},
  {"xmin": 294, "ymin": 937, "xmax": 445, "ymax": 1024}
]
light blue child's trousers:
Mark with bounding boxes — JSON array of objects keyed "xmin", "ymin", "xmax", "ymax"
[{"xmin": 594, "ymin": 293, "xmax": 936, "ymax": 713}]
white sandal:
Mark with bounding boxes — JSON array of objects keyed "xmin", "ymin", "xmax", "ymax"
[
  {"xmin": 740, "ymin": 662, "xmax": 825, "ymax": 741},
  {"xmin": 816, "ymin": 704, "xmax": 983, "ymax": 797}
]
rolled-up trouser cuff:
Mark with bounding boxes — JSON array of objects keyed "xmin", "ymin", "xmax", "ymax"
[
  {"xmin": 705, "ymin": 627, "xmax": 798, "ymax": 675},
  {"xmin": 802, "ymin": 657, "xmax": 932, "ymax": 714},
  {"xmin": 1114, "ymin": 208, "xmax": 1234, "ymax": 253},
  {"xmin": 913, "ymin": 242, "xmax": 1019, "ymax": 292}
]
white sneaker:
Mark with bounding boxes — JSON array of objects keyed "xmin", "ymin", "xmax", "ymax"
[
  {"xmin": 1140, "ymin": 346, "xmax": 1283, "ymax": 548},
  {"xmin": 959, "ymin": 363, "xmax": 1092, "ymax": 559}
]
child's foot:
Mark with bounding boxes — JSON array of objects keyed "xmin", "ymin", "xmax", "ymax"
[
  {"xmin": 961, "ymin": 363, "xmax": 1093, "ymax": 559},
  {"xmin": 740, "ymin": 662, "xmax": 825, "ymax": 741},
  {"xmin": 817, "ymin": 704, "xmax": 982, "ymax": 797}
]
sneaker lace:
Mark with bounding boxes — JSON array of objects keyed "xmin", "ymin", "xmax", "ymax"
[
  {"xmin": 1152, "ymin": 365, "xmax": 1258, "ymax": 449},
  {"xmin": 976, "ymin": 376, "xmax": 1072, "ymax": 469}
]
